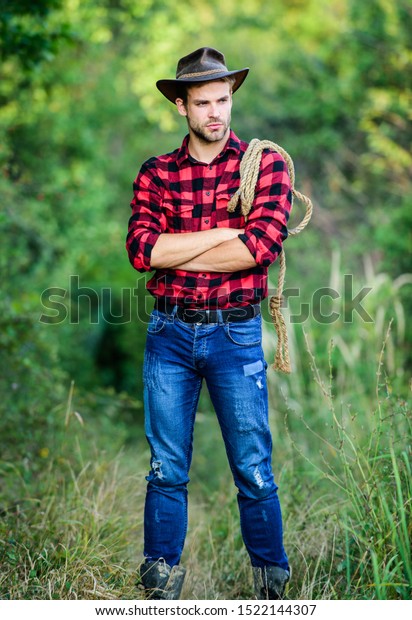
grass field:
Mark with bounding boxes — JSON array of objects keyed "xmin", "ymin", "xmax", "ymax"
[{"xmin": 1, "ymin": 311, "xmax": 410, "ymax": 601}]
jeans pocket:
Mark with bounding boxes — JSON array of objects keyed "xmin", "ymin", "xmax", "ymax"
[
  {"xmin": 147, "ymin": 312, "xmax": 167, "ymax": 335},
  {"xmin": 224, "ymin": 315, "xmax": 262, "ymax": 347}
]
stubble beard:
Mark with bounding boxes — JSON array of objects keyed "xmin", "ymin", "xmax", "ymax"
[{"xmin": 187, "ymin": 114, "xmax": 231, "ymax": 144}]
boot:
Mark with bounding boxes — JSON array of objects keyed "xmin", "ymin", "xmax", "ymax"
[
  {"xmin": 140, "ymin": 559, "xmax": 186, "ymax": 600},
  {"xmin": 253, "ymin": 566, "xmax": 290, "ymax": 600}
]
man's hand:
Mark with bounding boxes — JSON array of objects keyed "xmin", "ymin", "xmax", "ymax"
[{"xmin": 150, "ymin": 228, "xmax": 244, "ymax": 269}]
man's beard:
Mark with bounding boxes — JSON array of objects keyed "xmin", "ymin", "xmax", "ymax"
[{"xmin": 187, "ymin": 114, "xmax": 231, "ymax": 144}]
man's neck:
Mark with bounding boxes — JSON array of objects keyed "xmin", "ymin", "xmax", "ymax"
[{"xmin": 187, "ymin": 129, "xmax": 230, "ymax": 164}]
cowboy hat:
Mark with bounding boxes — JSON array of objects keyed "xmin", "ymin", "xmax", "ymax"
[{"xmin": 156, "ymin": 47, "xmax": 249, "ymax": 104}]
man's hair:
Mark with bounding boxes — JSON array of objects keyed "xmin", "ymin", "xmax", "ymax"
[{"xmin": 176, "ymin": 76, "xmax": 236, "ymax": 104}]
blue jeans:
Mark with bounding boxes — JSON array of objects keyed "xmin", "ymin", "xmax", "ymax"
[{"xmin": 142, "ymin": 307, "xmax": 289, "ymax": 571}]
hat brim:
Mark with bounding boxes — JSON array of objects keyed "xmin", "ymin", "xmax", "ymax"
[{"xmin": 156, "ymin": 68, "xmax": 249, "ymax": 104}]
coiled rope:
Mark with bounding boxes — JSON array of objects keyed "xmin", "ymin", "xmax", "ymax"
[{"xmin": 227, "ymin": 139, "xmax": 313, "ymax": 373}]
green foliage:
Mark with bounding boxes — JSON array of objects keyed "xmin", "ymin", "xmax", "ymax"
[
  {"xmin": 0, "ymin": 0, "xmax": 73, "ymax": 70},
  {"xmin": 0, "ymin": 0, "xmax": 411, "ymax": 601}
]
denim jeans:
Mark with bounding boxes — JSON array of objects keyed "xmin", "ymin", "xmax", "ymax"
[{"xmin": 142, "ymin": 307, "xmax": 289, "ymax": 571}]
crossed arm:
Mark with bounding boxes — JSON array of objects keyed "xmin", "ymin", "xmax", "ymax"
[
  {"xmin": 128, "ymin": 151, "xmax": 291, "ymax": 274},
  {"xmin": 150, "ymin": 228, "xmax": 257, "ymax": 272}
]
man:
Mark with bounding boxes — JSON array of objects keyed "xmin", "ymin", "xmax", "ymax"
[{"xmin": 126, "ymin": 47, "xmax": 291, "ymax": 600}]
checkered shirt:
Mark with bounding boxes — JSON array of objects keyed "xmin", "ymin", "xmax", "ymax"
[{"xmin": 126, "ymin": 130, "xmax": 292, "ymax": 309}]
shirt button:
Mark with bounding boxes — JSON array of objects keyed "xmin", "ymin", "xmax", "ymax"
[
  {"xmin": 209, "ymin": 165, "xmax": 213, "ymax": 170},
  {"xmin": 204, "ymin": 219, "xmax": 209, "ymax": 224},
  {"xmin": 202, "ymin": 274, "xmax": 207, "ymax": 278},
  {"xmin": 206, "ymin": 191, "xmax": 210, "ymax": 196}
]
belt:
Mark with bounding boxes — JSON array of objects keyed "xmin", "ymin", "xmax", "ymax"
[{"xmin": 154, "ymin": 300, "xmax": 260, "ymax": 324}]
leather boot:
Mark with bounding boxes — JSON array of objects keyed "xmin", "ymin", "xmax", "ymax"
[
  {"xmin": 253, "ymin": 566, "xmax": 290, "ymax": 600},
  {"xmin": 140, "ymin": 559, "xmax": 186, "ymax": 600}
]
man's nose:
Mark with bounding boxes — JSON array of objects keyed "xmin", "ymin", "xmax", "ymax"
[{"xmin": 208, "ymin": 104, "xmax": 221, "ymax": 118}]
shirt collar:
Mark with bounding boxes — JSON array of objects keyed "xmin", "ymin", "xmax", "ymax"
[{"xmin": 175, "ymin": 129, "xmax": 242, "ymax": 167}]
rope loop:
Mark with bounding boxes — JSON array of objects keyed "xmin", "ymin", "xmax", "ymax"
[
  {"xmin": 228, "ymin": 139, "xmax": 313, "ymax": 372},
  {"xmin": 269, "ymin": 295, "xmax": 282, "ymax": 311}
]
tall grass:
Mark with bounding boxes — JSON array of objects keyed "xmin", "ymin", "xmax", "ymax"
[
  {"xmin": 0, "ymin": 434, "xmax": 146, "ymax": 599},
  {"xmin": 272, "ymin": 323, "xmax": 411, "ymax": 600}
]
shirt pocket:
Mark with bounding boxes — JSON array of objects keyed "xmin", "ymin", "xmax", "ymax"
[
  {"xmin": 215, "ymin": 191, "xmax": 245, "ymax": 228},
  {"xmin": 162, "ymin": 198, "xmax": 194, "ymax": 232}
]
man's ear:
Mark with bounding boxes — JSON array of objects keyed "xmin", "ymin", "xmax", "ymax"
[{"xmin": 175, "ymin": 98, "xmax": 187, "ymax": 117}]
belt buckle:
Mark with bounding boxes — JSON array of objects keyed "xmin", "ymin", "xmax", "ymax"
[
  {"xmin": 196, "ymin": 309, "xmax": 208, "ymax": 325},
  {"xmin": 182, "ymin": 308, "xmax": 204, "ymax": 324}
]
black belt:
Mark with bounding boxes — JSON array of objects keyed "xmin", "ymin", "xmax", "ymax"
[{"xmin": 154, "ymin": 300, "xmax": 260, "ymax": 324}]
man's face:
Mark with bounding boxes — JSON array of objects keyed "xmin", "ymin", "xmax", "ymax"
[{"xmin": 176, "ymin": 80, "xmax": 232, "ymax": 144}]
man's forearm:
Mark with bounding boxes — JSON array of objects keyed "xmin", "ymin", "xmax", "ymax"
[
  {"xmin": 150, "ymin": 228, "xmax": 242, "ymax": 269},
  {"xmin": 174, "ymin": 237, "xmax": 256, "ymax": 272}
]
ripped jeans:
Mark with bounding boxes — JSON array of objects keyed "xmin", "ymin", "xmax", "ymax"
[{"xmin": 142, "ymin": 307, "xmax": 289, "ymax": 571}]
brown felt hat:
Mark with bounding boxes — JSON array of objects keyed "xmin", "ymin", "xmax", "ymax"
[{"xmin": 156, "ymin": 47, "xmax": 249, "ymax": 104}]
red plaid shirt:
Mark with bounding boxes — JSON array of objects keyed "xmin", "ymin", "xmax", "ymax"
[{"xmin": 126, "ymin": 130, "xmax": 292, "ymax": 309}]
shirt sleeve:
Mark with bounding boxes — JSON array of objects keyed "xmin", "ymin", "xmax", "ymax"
[
  {"xmin": 126, "ymin": 160, "xmax": 166, "ymax": 273},
  {"xmin": 238, "ymin": 150, "xmax": 292, "ymax": 267}
]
